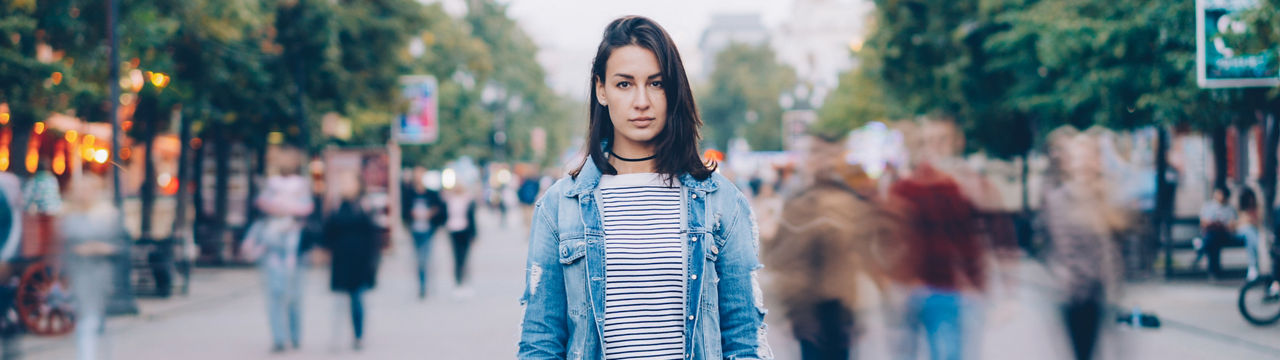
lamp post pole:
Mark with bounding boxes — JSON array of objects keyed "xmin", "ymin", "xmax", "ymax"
[{"xmin": 106, "ymin": 0, "xmax": 138, "ymax": 315}]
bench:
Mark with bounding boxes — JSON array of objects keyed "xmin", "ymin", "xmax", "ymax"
[{"xmin": 1163, "ymin": 216, "xmax": 1250, "ymax": 278}]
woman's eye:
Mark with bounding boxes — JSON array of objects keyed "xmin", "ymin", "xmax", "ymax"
[
  {"xmin": 650, "ymin": 81, "xmax": 663, "ymax": 88},
  {"xmin": 616, "ymin": 81, "xmax": 631, "ymax": 89}
]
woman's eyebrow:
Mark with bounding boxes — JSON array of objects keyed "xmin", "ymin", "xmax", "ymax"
[{"xmin": 611, "ymin": 73, "xmax": 662, "ymax": 80}]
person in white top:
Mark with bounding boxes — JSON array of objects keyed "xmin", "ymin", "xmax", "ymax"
[
  {"xmin": 242, "ymin": 151, "xmax": 314, "ymax": 353},
  {"xmin": 442, "ymin": 182, "xmax": 477, "ymax": 296}
]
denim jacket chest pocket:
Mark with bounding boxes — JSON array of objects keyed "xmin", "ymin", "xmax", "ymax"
[
  {"xmin": 557, "ymin": 234, "xmax": 587, "ymax": 265},
  {"xmin": 556, "ymin": 233, "xmax": 590, "ymax": 317}
]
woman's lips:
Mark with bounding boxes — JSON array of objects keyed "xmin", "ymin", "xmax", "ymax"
[{"xmin": 630, "ymin": 117, "xmax": 654, "ymax": 128}]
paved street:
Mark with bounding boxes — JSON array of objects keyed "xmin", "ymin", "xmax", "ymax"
[{"xmin": 13, "ymin": 209, "xmax": 1280, "ymax": 359}]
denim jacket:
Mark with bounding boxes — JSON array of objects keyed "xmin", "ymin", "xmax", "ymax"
[{"xmin": 518, "ymin": 158, "xmax": 773, "ymax": 360}]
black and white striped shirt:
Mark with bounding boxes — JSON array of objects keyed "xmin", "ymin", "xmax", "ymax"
[{"xmin": 599, "ymin": 173, "xmax": 686, "ymax": 360}]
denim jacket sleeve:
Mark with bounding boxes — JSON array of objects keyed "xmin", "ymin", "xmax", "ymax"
[
  {"xmin": 715, "ymin": 187, "xmax": 774, "ymax": 359},
  {"xmin": 518, "ymin": 188, "xmax": 569, "ymax": 359}
]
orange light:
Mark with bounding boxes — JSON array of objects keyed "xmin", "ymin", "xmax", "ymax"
[
  {"xmin": 52, "ymin": 152, "xmax": 65, "ymax": 175},
  {"xmin": 93, "ymin": 149, "xmax": 109, "ymax": 164},
  {"xmin": 703, "ymin": 149, "xmax": 725, "ymax": 162},
  {"xmin": 130, "ymin": 69, "xmax": 144, "ymax": 92},
  {"xmin": 160, "ymin": 174, "xmax": 179, "ymax": 195},
  {"xmin": 51, "ymin": 72, "xmax": 62, "ymax": 85},
  {"xmin": 0, "ymin": 112, "xmax": 8, "ymax": 125},
  {"xmin": 120, "ymin": 147, "xmax": 131, "ymax": 160},
  {"xmin": 122, "ymin": 121, "xmax": 132, "ymax": 132},
  {"xmin": 149, "ymin": 72, "xmax": 170, "ymax": 89},
  {"xmin": 0, "ymin": 148, "xmax": 9, "ymax": 172},
  {"xmin": 64, "ymin": 130, "xmax": 77, "ymax": 142},
  {"xmin": 82, "ymin": 134, "xmax": 95, "ymax": 146},
  {"xmin": 33, "ymin": 122, "xmax": 45, "ymax": 135},
  {"xmin": 191, "ymin": 138, "xmax": 202, "ymax": 149},
  {"xmin": 25, "ymin": 151, "xmax": 37, "ymax": 173},
  {"xmin": 82, "ymin": 146, "xmax": 94, "ymax": 160}
]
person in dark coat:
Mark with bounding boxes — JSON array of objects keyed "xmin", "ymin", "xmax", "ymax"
[{"xmin": 323, "ymin": 177, "xmax": 381, "ymax": 350}]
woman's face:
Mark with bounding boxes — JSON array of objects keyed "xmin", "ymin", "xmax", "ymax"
[{"xmin": 595, "ymin": 45, "xmax": 668, "ymax": 151}]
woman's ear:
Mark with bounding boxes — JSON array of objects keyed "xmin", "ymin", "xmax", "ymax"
[{"xmin": 595, "ymin": 77, "xmax": 608, "ymax": 107}]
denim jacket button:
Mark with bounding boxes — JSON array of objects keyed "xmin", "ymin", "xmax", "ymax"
[
  {"xmin": 690, "ymin": 274, "xmax": 697, "ymax": 280},
  {"xmin": 691, "ymin": 234, "xmax": 698, "ymax": 242},
  {"xmin": 691, "ymin": 193, "xmax": 698, "ymax": 199},
  {"xmin": 688, "ymin": 315, "xmax": 695, "ymax": 320}
]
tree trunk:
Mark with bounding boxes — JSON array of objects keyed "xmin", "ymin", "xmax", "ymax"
[
  {"xmin": 1263, "ymin": 112, "xmax": 1279, "ymax": 210},
  {"xmin": 1262, "ymin": 105, "xmax": 1280, "ymax": 260},
  {"xmin": 1155, "ymin": 125, "xmax": 1173, "ymax": 278},
  {"xmin": 212, "ymin": 124, "xmax": 230, "ymax": 264},
  {"xmin": 10, "ymin": 113, "xmax": 33, "ymax": 179},
  {"xmin": 246, "ymin": 139, "xmax": 267, "ymax": 226},
  {"xmin": 171, "ymin": 111, "xmax": 192, "ymax": 240},
  {"xmin": 1237, "ymin": 121, "xmax": 1251, "ymax": 188},
  {"xmin": 139, "ymin": 94, "xmax": 158, "ymax": 242},
  {"xmin": 1212, "ymin": 125, "xmax": 1229, "ymax": 191},
  {"xmin": 1020, "ymin": 152, "xmax": 1030, "ymax": 213}
]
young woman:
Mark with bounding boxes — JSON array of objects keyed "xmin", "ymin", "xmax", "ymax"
[
  {"xmin": 443, "ymin": 182, "xmax": 478, "ymax": 296},
  {"xmin": 518, "ymin": 16, "xmax": 772, "ymax": 360},
  {"xmin": 1237, "ymin": 188, "xmax": 1261, "ymax": 281},
  {"xmin": 242, "ymin": 154, "xmax": 314, "ymax": 353}
]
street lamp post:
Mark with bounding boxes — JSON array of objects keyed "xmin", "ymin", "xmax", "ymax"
[{"xmin": 105, "ymin": 0, "xmax": 138, "ymax": 315}]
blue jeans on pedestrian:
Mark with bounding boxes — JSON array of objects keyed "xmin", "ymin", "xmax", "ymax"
[
  {"xmin": 411, "ymin": 227, "xmax": 438, "ymax": 297},
  {"xmin": 348, "ymin": 287, "xmax": 366, "ymax": 340},
  {"xmin": 263, "ymin": 261, "xmax": 305, "ymax": 348},
  {"xmin": 1239, "ymin": 226, "xmax": 1261, "ymax": 275},
  {"xmin": 900, "ymin": 287, "xmax": 967, "ymax": 360},
  {"xmin": 70, "ymin": 257, "xmax": 111, "ymax": 360}
]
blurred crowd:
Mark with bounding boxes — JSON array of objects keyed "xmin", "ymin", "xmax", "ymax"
[
  {"xmin": 0, "ymin": 117, "xmax": 1265, "ymax": 360},
  {"xmin": 745, "ymin": 119, "xmax": 1141, "ymax": 360}
]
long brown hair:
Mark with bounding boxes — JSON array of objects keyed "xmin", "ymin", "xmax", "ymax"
[{"xmin": 571, "ymin": 16, "xmax": 714, "ymax": 180}]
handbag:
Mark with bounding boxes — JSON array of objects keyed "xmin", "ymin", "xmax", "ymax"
[{"xmin": 240, "ymin": 221, "xmax": 265, "ymax": 262}]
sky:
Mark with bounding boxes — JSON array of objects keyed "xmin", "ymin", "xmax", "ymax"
[{"xmin": 447, "ymin": 0, "xmax": 797, "ymax": 99}]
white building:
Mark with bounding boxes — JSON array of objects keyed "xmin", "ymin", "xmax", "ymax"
[
  {"xmin": 697, "ymin": 13, "xmax": 771, "ymax": 81},
  {"xmin": 771, "ymin": 0, "xmax": 871, "ymax": 106}
]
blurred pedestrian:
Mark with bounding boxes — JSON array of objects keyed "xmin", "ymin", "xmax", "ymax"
[
  {"xmin": 242, "ymin": 152, "xmax": 314, "ymax": 353},
  {"xmin": 1038, "ymin": 130, "xmax": 1125, "ymax": 360},
  {"xmin": 323, "ymin": 174, "xmax": 381, "ymax": 351},
  {"xmin": 887, "ymin": 161, "xmax": 987, "ymax": 360},
  {"xmin": 22, "ymin": 161, "xmax": 61, "ymax": 256},
  {"xmin": 518, "ymin": 16, "xmax": 771, "ymax": 359},
  {"xmin": 401, "ymin": 166, "xmax": 446, "ymax": 299},
  {"xmin": 764, "ymin": 173, "xmax": 892, "ymax": 360},
  {"xmin": 517, "ymin": 172, "xmax": 541, "ymax": 228},
  {"xmin": 0, "ymin": 171, "xmax": 19, "ymax": 359},
  {"xmin": 442, "ymin": 182, "xmax": 477, "ymax": 297},
  {"xmin": 1196, "ymin": 186, "xmax": 1236, "ymax": 278},
  {"xmin": 61, "ymin": 176, "xmax": 124, "ymax": 360},
  {"xmin": 1235, "ymin": 188, "xmax": 1262, "ymax": 281}
]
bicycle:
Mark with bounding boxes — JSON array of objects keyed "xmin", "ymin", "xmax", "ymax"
[
  {"xmin": 1238, "ymin": 246, "xmax": 1280, "ymax": 326},
  {"xmin": 0, "ymin": 257, "xmax": 76, "ymax": 337}
]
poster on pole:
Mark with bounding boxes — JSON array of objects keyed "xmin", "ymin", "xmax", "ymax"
[
  {"xmin": 396, "ymin": 75, "xmax": 439, "ymax": 144},
  {"xmin": 1196, "ymin": 0, "xmax": 1280, "ymax": 88}
]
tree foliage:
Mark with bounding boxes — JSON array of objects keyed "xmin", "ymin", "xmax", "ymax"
[
  {"xmin": 699, "ymin": 42, "xmax": 797, "ymax": 152},
  {"xmin": 0, "ymin": 0, "xmax": 576, "ymax": 168},
  {"xmin": 817, "ymin": 0, "xmax": 1272, "ymax": 158}
]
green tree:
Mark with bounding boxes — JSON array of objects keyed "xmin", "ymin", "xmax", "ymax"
[
  {"xmin": 814, "ymin": 58, "xmax": 892, "ymax": 139},
  {"xmin": 699, "ymin": 42, "xmax": 797, "ymax": 151},
  {"xmin": 398, "ymin": 0, "xmax": 579, "ymax": 169}
]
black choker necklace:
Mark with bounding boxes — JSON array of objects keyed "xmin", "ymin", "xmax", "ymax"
[{"xmin": 611, "ymin": 152, "xmax": 656, "ymax": 162}]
